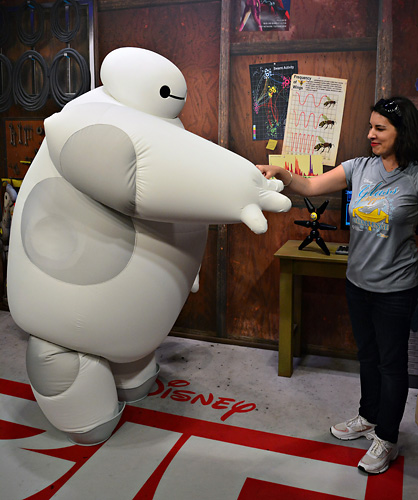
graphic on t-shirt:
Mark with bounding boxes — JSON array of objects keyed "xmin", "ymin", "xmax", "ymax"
[{"xmin": 350, "ymin": 181, "xmax": 397, "ymax": 237}]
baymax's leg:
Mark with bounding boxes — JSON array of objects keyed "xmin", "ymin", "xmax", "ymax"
[
  {"xmin": 109, "ymin": 352, "xmax": 160, "ymax": 403},
  {"xmin": 26, "ymin": 336, "xmax": 124, "ymax": 445}
]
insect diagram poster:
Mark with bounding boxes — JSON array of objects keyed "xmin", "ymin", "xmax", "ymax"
[
  {"xmin": 250, "ymin": 60, "xmax": 298, "ymax": 141},
  {"xmin": 282, "ymin": 74, "xmax": 347, "ymax": 166}
]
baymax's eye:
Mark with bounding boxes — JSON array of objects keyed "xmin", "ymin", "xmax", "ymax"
[{"xmin": 160, "ymin": 86, "xmax": 171, "ymax": 98}]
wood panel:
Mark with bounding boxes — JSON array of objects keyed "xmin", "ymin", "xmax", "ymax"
[
  {"xmin": 375, "ymin": 0, "xmax": 392, "ymax": 99},
  {"xmin": 227, "ymin": 50, "xmax": 376, "ymax": 349},
  {"xmin": 98, "ymin": 0, "xmax": 215, "ymax": 10},
  {"xmin": 391, "ymin": 0, "xmax": 418, "ymax": 97},
  {"xmin": 231, "ymin": 37, "xmax": 377, "ymax": 57},
  {"xmin": 173, "ymin": 227, "xmax": 218, "ymax": 334},
  {"xmin": 216, "ymin": 0, "xmax": 232, "ymax": 338},
  {"xmin": 226, "ymin": 206, "xmax": 351, "ymax": 346},
  {"xmin": 231, "ymin": 0, "xmax": 379, "ymax": 43},
  {"xmin": 302, "ymin": 274, "xmax": 356, "ymax": 358},
  {"xmin": 97, "ymin": 2, "xmax": 221, "ymax": 140}
]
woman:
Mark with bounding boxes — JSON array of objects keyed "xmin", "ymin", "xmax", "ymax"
[{"xmin": 257, "ymin": 96, "xmax": 418, "ymax": 474}]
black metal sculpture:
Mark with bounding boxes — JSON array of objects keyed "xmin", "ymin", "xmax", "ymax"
[{"xmin": 294, "ymin": 198, "xmax": 337, "ymax": 255}]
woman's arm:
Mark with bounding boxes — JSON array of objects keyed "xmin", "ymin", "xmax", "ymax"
[{"xmin": 256, "ymin": 164, "xmax": 348, "ymax": 197}]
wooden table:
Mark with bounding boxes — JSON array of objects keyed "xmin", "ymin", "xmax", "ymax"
[{"xmin": 274, "ymin": 240, "xmax": 348, "ymax": 377}]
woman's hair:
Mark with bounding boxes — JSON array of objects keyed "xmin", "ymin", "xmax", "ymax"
[{"xmin": 372, "ymin": 96, "xmax": 418, "ymax": 170}]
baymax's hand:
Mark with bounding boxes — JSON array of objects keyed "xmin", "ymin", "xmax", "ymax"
[{"xmin": 240, "ymin": 175, "xmax": 291, "ymax": 234}]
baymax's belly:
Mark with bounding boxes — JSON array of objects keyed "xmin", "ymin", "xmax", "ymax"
[{"xmin": 7, "ymin": 174, "xmax": 208, "ymax": 363}]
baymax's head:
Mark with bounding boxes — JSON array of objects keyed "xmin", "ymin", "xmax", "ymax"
[{"xmin": 100, "ymin": 47, "xmax": 187, "ymax": 119}]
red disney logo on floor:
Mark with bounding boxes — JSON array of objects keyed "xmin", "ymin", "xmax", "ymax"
[{"xmin": 148, "ymin": 379, "xmax": 257, "ymax": 421}]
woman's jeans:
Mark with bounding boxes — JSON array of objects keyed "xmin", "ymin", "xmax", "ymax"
[{"xmin": 345, "ymin": 278, "xmax": 418, "ymax": 443}]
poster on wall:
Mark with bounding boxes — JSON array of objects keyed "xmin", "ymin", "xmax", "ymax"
[
  {"xmin": 269, "ymin": 154, "xmax": 323, "ymax": 177},
  {"xmin": 250, "ymin": 60, "xmax": 298, "ymax": 141},
  {"xmin": 282, "ymin": 74, "xmax": 347, "ymax": 166},
  {"xmin": 239, "ymin": 0, "xmax": 291, "ymax": 32}
]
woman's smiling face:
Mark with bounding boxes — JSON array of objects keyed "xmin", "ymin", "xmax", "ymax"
[{"xmin": 367, "ymin": 111, "xmax": 398, "ymax": 159}]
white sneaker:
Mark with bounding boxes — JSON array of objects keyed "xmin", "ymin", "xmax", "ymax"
[
  {"xmin": 330, "ymin": 414, "xmax": 375, "ymax": 440},
  {"xmin": 358, "ymin": 432, "xmax": 398, "ymax": 474}
]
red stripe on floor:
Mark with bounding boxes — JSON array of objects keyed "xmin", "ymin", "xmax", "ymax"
[
  {"xmin": 364, "ymin": 455, "xmax": 404, "ymax": 500},
  {"xmin": 134, "ymin": 433, "xmax": 191, "ymax": 499},
  {"xmin": 0, "ymin": 419, "xmax": 45, "ymax": 439},
  {"xmin": 238, "ymin": 477, "xmax": 353, "ymax": 500},
  {"xmin": 0, "ymin": 378, "xmax": 36, "ymax": 401},
  {"xmin": 123, "ymin": 406, "xmax": 364, "ymax": 467}
]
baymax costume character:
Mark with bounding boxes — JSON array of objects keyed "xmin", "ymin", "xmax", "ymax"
[{"xmin": 7, "ymin": 47, "xmax": 291, "ymax": 444}]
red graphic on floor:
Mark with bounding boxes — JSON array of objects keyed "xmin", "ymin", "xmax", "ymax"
[{"xmin": 0, "ymin": 378, "xmax": 404, "ymax": 500}]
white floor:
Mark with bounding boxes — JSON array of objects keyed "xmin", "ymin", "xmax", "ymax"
[{"xmin": 1, "ymin": 310, "xmax": 417, "ymax": 499}]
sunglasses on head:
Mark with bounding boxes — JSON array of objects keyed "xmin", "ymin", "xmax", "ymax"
[{"xmin": 375, "ymin": 99, "xmax": 402, "ymax": 122}]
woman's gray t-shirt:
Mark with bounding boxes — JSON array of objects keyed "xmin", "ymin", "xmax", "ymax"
[{"xmin": 342, "ymin": 156, "xmax": 418, "ymax": 292}]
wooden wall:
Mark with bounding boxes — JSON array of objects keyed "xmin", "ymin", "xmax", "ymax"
[
  {"xmin": 1, "ymin": 0, "xmax": 417, "ymax": 358},
  {"xmin": 392, "ymin": 0, "xmax": 418, "ymax": 97},
  {"xmin": 226, "ymin": 1, "xmax": 378, "ymax": 355}
]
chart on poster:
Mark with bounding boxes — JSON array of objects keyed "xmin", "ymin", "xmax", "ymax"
[{"xmin": 282, "ymin": 74, "xmax": 347, "ymax": 166}]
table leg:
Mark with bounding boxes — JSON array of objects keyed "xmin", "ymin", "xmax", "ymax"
[
  {"xmin": 293, "ymin": 275, "xmax": 302, "ymax": 357},
  {"xmin": 278, "ymin": 260, "xmax": 293, "ymax": 377}
]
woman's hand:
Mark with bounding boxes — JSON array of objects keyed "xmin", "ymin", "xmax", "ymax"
[
  {"xmin": 256, "ymin": 165, "xmax": 291, "ymax": 184},
  {"xmin": 257, "ymin": 163, "xmax": 348, "ymax": 197},
  {"xmin": 256, "ymin": 164, "xmax": 276, "ymax": 179}
]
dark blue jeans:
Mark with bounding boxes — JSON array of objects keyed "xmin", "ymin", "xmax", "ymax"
[{"xmin": 345, "ymin": 278, "xmax": 418, "ymax": 443}]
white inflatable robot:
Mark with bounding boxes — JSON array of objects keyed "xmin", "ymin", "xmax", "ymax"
[{"xmin": 7, "ymin": 47, "xmax": 291, "ymax": 445}]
